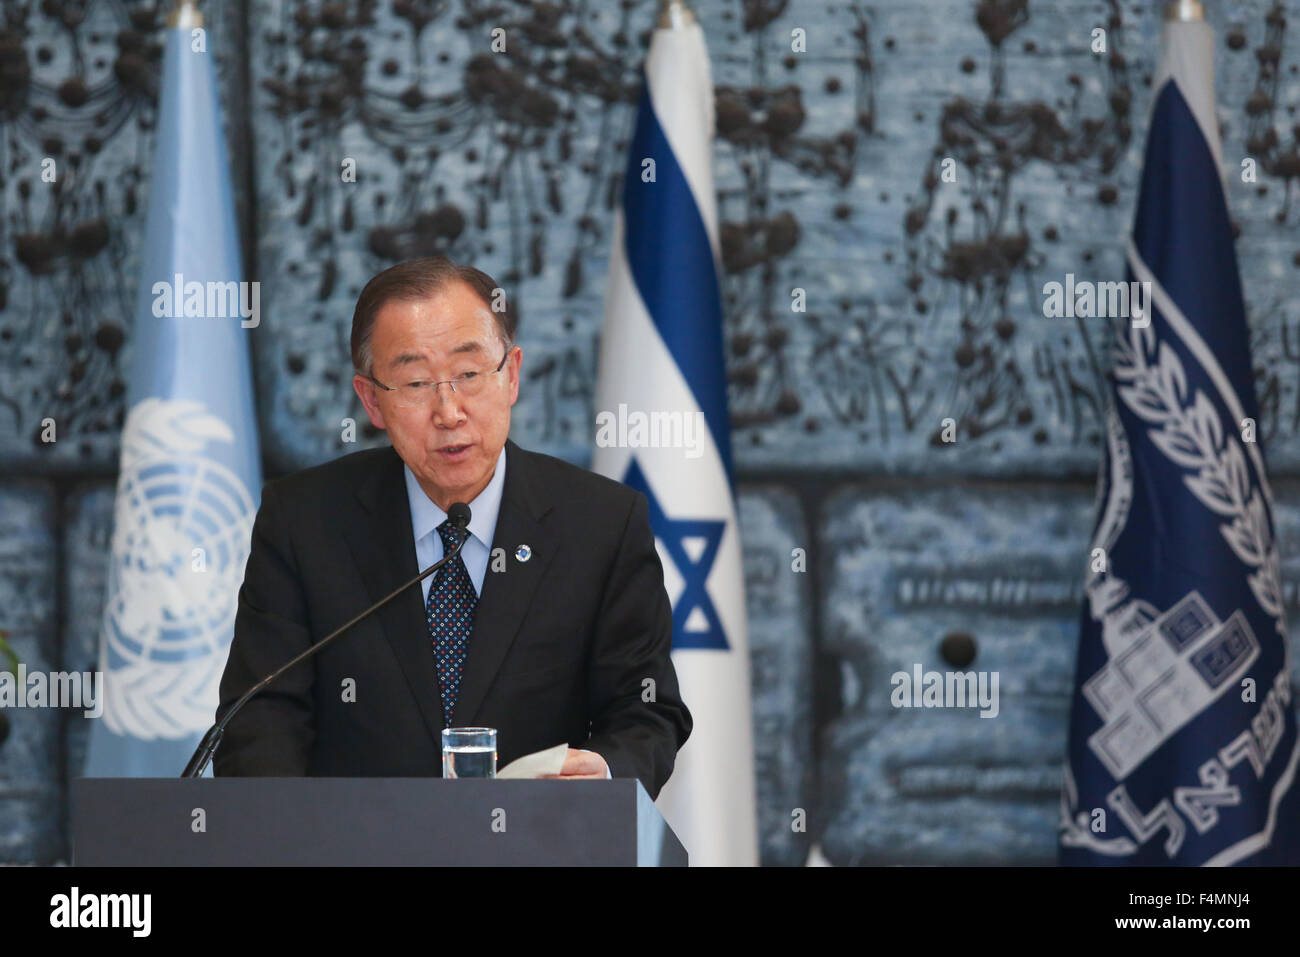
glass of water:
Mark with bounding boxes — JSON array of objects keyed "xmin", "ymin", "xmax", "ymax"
[{"xmin": 441, "ymin": 727, "xmax": 498, "ymax": 778}]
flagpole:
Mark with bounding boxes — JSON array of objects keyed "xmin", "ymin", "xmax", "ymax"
[
  {"xmin": 1165, "ymin": 0, "xmax": 1203, "ymax": 21},
  {"xmin": 168, "ymin": 0, "xmax": 203, "ymax": 29},
  {"xmin": 657, "ymin": 0, "xmax": 696, "ymax": 29}
]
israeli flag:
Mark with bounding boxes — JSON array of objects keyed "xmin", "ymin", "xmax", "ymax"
[
  {"xmin": 592, "ymin": 2, "xmax": 758, "ymax": 866},
  {"xmin": 1060, "ymin": 12, "xmax": 1299, "ymax": 865},
  {"xmin": 84, "ymin": 7, "xmax": 261, "ymax": 777}
]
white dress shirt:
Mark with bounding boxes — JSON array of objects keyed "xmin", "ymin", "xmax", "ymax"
[
  {"xmin": 403, "ymin": 447, "xmax": 610, "ymax": 779},
  {"xmin": 404, "ymin": 447, "xmax": 506, "ymax": 605}
]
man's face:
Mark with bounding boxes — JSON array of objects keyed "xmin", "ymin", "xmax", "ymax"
[{"xmin": 352, "ymin": 281, "xmax": 521, "ymax": 510}]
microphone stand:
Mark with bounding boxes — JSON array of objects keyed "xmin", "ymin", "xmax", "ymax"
[{"xmin": 181, "ymin": 509, "xmax": 471, "ymax": 778}]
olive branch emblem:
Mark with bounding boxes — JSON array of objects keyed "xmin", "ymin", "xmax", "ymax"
[{"xmin": 1112, "ymin": 321, "xmax": 1283, "ymax": 632}]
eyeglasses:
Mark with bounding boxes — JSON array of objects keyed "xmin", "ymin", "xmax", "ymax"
[{"xmin": 364, "ymin": 347, "xmax": 512, "ymax": 409}]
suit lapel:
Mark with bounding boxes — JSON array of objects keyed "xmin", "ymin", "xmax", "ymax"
[
  {"xmin": 343, "ymin": 448, "xmax": 447, "ymax": 746},
  {"xmin": 453, "ymin": 440, "xmax": 557, "ymax": 726}
]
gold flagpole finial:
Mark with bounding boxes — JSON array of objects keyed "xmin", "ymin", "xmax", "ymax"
[
  {"xmin": 1164, "ymin": 0, "xmax": 1205, "ymax": 22},
  {"xmin": 657, "ymin": 0, "xmax": 698, "ymax": 30},
  {"xmin": 168, "ymin": 0, "xmax": 204, "ymax": 29}
]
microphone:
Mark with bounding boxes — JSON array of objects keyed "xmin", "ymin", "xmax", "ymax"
[{"xmin": 181, "ymin": 501, "xmax": 473, "ymax": 778}]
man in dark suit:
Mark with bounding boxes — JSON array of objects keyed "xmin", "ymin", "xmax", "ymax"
[{"xmin": 214, "ymin": 257, "xmax": 691, "ymax": 798}]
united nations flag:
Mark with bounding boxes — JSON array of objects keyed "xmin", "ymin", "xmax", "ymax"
[{"xmin": 83, "ymin": 2, "xmax": 261, "ymax": 777}]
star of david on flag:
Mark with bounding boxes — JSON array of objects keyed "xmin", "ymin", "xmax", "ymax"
[{"xmin": 622, "ymin": 458, "xmax": 727, "ymax": 651}]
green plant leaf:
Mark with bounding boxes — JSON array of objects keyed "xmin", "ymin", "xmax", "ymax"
[{"xmin": 0, "ymin": 629, "xmax": 19, "ymax": 676}]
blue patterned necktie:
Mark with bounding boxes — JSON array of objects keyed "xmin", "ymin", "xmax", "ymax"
[{"xmin": 426, "ymin": 519, "xmax": 478, "ymax": 727}]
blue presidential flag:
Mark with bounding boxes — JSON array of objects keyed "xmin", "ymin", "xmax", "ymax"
[
  {"xmin": 84, "ymin": 5, "xmax": 261, "ymax": 777},
  {"xmin": 1060, "ymin": 14, "xmax": 1299, "ymax": 865},
  {"xmin": 591, "ymin": 2, "xmax": 758, "ymax": 865}
]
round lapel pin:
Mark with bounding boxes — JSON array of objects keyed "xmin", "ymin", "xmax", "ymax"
[{"xmin": 515, "ymin": 544, "xmax": 532, "ymax": 563}]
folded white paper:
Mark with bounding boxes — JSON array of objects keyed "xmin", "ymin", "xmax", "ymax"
[{"xmin": 496, "ymin": 742, "xmax": 570, "ymax": 779}]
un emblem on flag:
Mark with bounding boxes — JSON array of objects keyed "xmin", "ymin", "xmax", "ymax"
[{"xmin": 100, "ymin": 399, "xmax": 256, "ymax": 739}]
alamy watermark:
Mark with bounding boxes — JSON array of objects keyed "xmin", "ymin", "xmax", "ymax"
[
  {"xmin": 50, "ymin": 887, "xmax": 151, "ymax": 937},
  {"xmin": 0, "ymin": 665, "xmax": 102, "ymax": 717},
  {"xmin": 890, "ymin": 664, "xmax": 1000, "ymax": 718},
  {"xmin": 594, "ymin": 404, "xmax": 706, "ymax": 459},
  {"xmin": 151, "ymin": 272, "xmax": 260, "ymax": 328},
  {"xmin": 1042, "ymin": 274, "xmax": 1151, "ymax": 328}
]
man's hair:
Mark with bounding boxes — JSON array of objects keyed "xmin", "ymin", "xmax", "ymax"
[{"xmin": 350, "ymin": 256, "xmax": 515, "ymax": 375}]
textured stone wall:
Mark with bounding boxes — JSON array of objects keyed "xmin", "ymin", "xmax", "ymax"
[{"xmin": 2, "ymin": 0, "xmax": 1300, "ymax": 864}]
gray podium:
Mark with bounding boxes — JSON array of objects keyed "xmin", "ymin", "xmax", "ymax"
[{"xmin": 72, "ymin": 778, "xmax": 687, "ymax": 866}]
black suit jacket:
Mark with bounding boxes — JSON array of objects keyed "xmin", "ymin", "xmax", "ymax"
[{"xmin": 214, "ymin": 439, "xmax": 692, "ymax": 798}]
